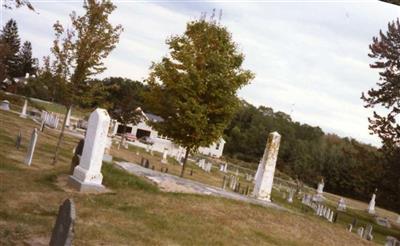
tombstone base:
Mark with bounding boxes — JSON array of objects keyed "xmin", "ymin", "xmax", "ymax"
[
  {"xmin": 68, "ymin": 175, "xmax": 106, "ymax": 193},
  {"xmin": 102, "ymin": 154, "xmax": 113, "ymax": 163}
]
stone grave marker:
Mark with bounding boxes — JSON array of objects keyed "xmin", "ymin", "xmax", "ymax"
[
  {"xmin": 24, "ymin": 128, "xmax": 38, "ymax": 166},
  {"xmin": 252, "ymin": 132, "xmax": 281, "ymax": 202},
  {"xmin": 385, "ymin": 236, "xmax": 400, "ymax": 246},
  {"xmin": 347, "ymin": 224, "xmax": 353, "ymax": 232},
  {"xmin": 161, "ymin": 149, "xmax": 168, "ymax": 164},
  {"xmin": 20, "ymin": 99, "xmax": 27, "ymax": 118},
  {"xmin": 287, "ymin": 189, "xmax": 294, "ymax": 203},
  {"xmin": 68, "ymin": 108, "xmax": 110, "ymax": 192},
  {"xmin": 363, "ymin": 224, "xmax": 373, "ymax": 241},
  {"xmin": 49, "ymin": 198, "xmax": 76, "ymax": 246},
  {"xmin": 337, "ymin": 197, "xmax": 346, "ymax": 211},
  {"xmin": 376, "ymin": 217, "xmax": 391, "ymax": 228},
  {"xmin": 15, "ymin": 131, "xmax": 22, "ymax": 150},
  {"xmin": 368, "ymin": 189, "xmax": 377, "ymax": 214},
  {"xmin": 0, "ymin": 100, "xmax": 10, "ymax": 110},
  {"xmin": 357, "ymin": 227, "xmax": 364, "ymax": 238}
]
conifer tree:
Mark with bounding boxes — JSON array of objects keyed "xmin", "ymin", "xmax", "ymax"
[
  {"xmin": 145, "ymin": 19, "xmax": 254, "ymax": 177},
  {"xmin": 362, "ymin": 19, "xmax": 400, "ymax": 151},
  {"xmin": 19, "ymin": 41, "xmax": 37, "ymax": 76},
  {"xmin": 1, "ymin": 19, "xmax": 21, "ymax": 78}
]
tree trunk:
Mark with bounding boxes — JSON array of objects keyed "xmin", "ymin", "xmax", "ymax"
[
  {"xmin": 52, "ymin": 105, "xmax": 71, "ymax": 165},
  {"xmin": 180, "ymin": 147, "xmax": 190, "ymax": 178}
]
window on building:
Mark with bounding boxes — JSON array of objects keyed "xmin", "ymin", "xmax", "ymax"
[{"xmin": 216, "ymin": 143, "xmax": 220, "ymax": 150}]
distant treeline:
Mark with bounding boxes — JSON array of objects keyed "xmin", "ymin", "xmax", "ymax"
[{"xmin": 223, "ymin": 101, "xmax": 400, "ymax": 213}]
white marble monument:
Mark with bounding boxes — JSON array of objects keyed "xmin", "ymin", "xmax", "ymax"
[
  {"xmin": 65, "ymin": 106, "xmax": 72, "ymax": 127},
  {"xmin": 68, "ymin": 108, "xmax": 110, "ymax": 192},
  {"xmin": 20, "ymin": 99, "xmax": 27, "ymax": 118},
  {"xmin": 252, "ymin": 131, "xmax": 281, "ymax": 202},
  {"xmin": 24, "ymin": 128, "xmax": 38, "ymax": 166},
  {"xmin": 337, "ymin": 197, "xmax": 347, "ymax": 211},
  {"xmin": 368, "ymin": 190, "xmax": 377, "ymax": 214},
  {"xmin": 161, "ymin": 149, "xmax": 168, "ymax": 164}
]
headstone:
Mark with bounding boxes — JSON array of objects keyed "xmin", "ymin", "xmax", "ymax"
[
  {"xmin": 337, "ymin": 197, "xmax": 346, "ymax": 211},
  {"xmin": 363, "ymin": 224, "xmax": 373, "ymax": 241},
  {"xmin": 328, "ymin": 210, "xmax": 334, "ymax": 222},
  {"xmin": 161, "ymin": 149, "xmax": 168, "ymax": 164},
  {"xmin": 313, "ymin": 178, "xmax": 325, "ymax": 202},
  {"xmin": 0, "ymin": 100, "xmax": 10, "ymax": 110},
  {"xmin": 70, "ymin": 139, "xmax": 84, "ymax": 174},
  {"xmin": 20, "ymin": 99, "xmax": 27, "ymax": 118},
  {"xmin": 357, "ymin": 227, "xmax": 364, "ymax": 238},
  {"xmin": 347, "ymin": 224, "xmax": 353, "ymax": 232},
  {"xmin": 15, "ymin": 131, "xmax": 22, "ymax": 150},
  {"xmin": 68, "ymin": 108, "xmax": 110, "ymax": 192},
  {"xmin": 385, "ymin": 236, "xmax": 400, "ymax": 246},
  {"xmin": 199, "ymin": 159, "xmax": 205, "ymax": 169},
  {"xmin": 49, "ymin": 198, "xmax": 76, "ymax": 246},
  {"xmin": 368, "ymin": 190, "xmax": 377, "ymax": 214},
  {"xmin": 287, "ymin": 189, "xmax": 294, "ymax": 203},
  {"xmin": 65, "ymin": 106, "xmax": 72, "ymax": 127},
  {"xmin": 376, "ymin": 217, "xmax": 391, "ymax": 228},
  {"xmin": 24, "ymin": 128, "xmax": 38, "ymax": 166},
  {"xmin": 252, "ymin": 132, "xmax": 281, "ymax": 202},
  {"xmin": 103, "ymin": 137, "xmax": 113, "ymax": 162}
]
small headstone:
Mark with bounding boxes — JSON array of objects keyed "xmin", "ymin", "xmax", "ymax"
[
  {"xmin": 287, "ymin": 189, "xmax": 294, "ymax": 203},
  {"xmin": 24, "ymin": 128, "xmax": 38, "ymax": 166},
  {"xmin": 357, "ymin": 227, "xmax": 364, "ymax": 238},
  {"xmin": 20, "ymin": 99, "xmax": 28, "ymax": 118},
  {"xmin": 347, "ymin": 224, "xmax": 353, "ymax": 232},
  {"xmin": 368, "ymin": 189, "xmax": 377, "ymax": 214},
  {"xmin": 0, "ymin": 100, "xmax": 10, "ymax": 110},
  {"xmin": 363, "ymin": 224, "xmax": 373, "ymax": 241},
  {"xmin": 161, "ymin": 149, "xmax": 168, "ymax": 164},
  {"xmin": 15, "ymin": 131, "xmax": 22, "ymax": 150},
  {"xmin": 376, "ymin": 217, "xmax": 391, "ymax": 228},
  {"xmin": 49, "ymin": 198, "xmax": 76, "ymax": 246},
  {"xmin": 385, "ymin": 236, "xmax": 400, "ymax": 246},
  {"xmin": 337, "ymin": 197, "xmax": 346, "ymax": 211}
]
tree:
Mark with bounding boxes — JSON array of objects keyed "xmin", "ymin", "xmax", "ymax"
[
  {"xmin": 145, "ymin": 20, "xmax": 254, "ymax": 177},
  {"xmin": 2, "ymin": 0, "xmax": 34, "ymax": 10},
  {"xmin": 362, "ymin": 19, "xmax": 400, "ymax": 151},
  {"xmin": 103, "ymin": 77, "xmax": 146, "ymax": 144},
  {"xmin": 50, "ymin": 0, "xmax": 122, "ymax": 165},
  {"xmin": 1, "ymin": 19, "xmax": 21, "ymax": 79},
  {"xmin": 19, "ymin": 41, "xmax": 37, "ymax": 76}
]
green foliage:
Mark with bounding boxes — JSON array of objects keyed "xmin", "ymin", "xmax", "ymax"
[
  {"xmin": 224, "ymin": 100, "xmax": 400, "ymax": 212},
  {"xmin": 1, "ymin": 19, "xmax": 20, "ymax": 79},
  {"xmin": 146, "ymin": 20, "xmax": 254, "ymax": 153},
  {"xmin": 18, "ymin": 41, "xmax": 37, "ymax": 76}
]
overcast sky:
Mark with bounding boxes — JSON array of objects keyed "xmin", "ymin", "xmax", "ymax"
[{"xmin": 2, "ymin": 0, "xmax": 399, "ymax": 146}]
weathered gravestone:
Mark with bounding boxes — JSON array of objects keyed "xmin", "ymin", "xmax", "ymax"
[
  {"xmin": 0, "ymin": 100, "xmax": 10, "ymax": 110},
  {"xmin": 161, "ymin": 149, "xmax": 168, "ymax": 164},
  {"xmin": 357, "ymin": 227, "xmax": 364, "ymax": 238},
  {"xmin": 363, "ymin": 224, "xmax": 373, "ymax": 241},
  {"xmin": 24, "ymin": 128, "xmax": 38, "ymax": 166},
  {"xmin": 49, "ymin": 198, "xmax": 76, "ymax": 246},
  {"xmin": 368, "ymin": 189, "xmax": 377, "ymax": 214},
  {"xmin": 15, "ymin": 131, "xmax": 22, "ymax": 150},
  {"xmin": 20, "ymin": 99, "xmax": 27, "ymax": 118},
  {"xmin": 376, "ymin": 217, "xmax": 391, "ymax": 228},
  {"xmin": 337, "ymin": 197, "xmax": 346, "ymax": 211},
  {"xmin": 68, "ymin": 108, "xmax": 110, "ymax": 192},
  {"xmin": 69, "ymin": 139, "xmax": 85, "ymax": 175},
  {"xmin": 252, "ymin": 132, "xmax": 281, "ymax": 202},
  {"xmin": 385, "ymin": 236, "xmax": 400, "ymax": 246},
  {"xmin": 287, "ymin": 189, "xmax": 294, "ymax": 203}
]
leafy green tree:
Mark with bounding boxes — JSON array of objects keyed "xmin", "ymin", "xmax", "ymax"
[
  {"xmin": 1, "ymin": 19, "xmax": 21, "ymax": 79},
  {"xmin": 146, "ymin": 20, "xmax": 254, "ymax": 177},
  {"xmin": 50, "ymin": 0, "xmax": 122, "ymax": 165}
]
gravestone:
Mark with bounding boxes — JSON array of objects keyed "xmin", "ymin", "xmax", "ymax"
[
  {"xmin": 363, "ymin": 224, "xmax": 373, "ymax": 241},
  {"xmin": 385, "ymin": 236, "xmax": 400, "ymax": 246},
  {"xmin": 70, "ymin": 139, "xmax": 84, "ymax": 174},
  {"xmin": 357, "ymin": 227, "xmax": 364, "ymax": 238},
  {"xmin": 347, "ymin": 224, "xmax": 353, "ymax": 232},
  {"xmin": 24, "ymin": 128, "xmax": 38, "ymax": 166},
  {"xmin": 252, "ymin": 132, "xmax": 281, "ymax": 202},
  {"xmin": 287, "ymin": 189, "xmax": 294, "ymax": 203},
  {"xmin": 15, "ymin": 131, "xmax": 22, "ymax": 150},
  {"xmin": 68, "ymin": 108, "xmax": 110, "ymax": 192},
  {"xmin": 0, "ymin": 100, "xmax": 10, "ymax": 110},
  {"xmin": 20, "ymin": 99, "xmax": 27, "ymax": 118},
  {"xmin": 103, "ymin": 137, "xmax": 113, "ymax": 163},
  {"xmin": 161, "ymin": 149, "xmax": 168, "ymax": 164},
  {"xmin": 368, "ymin": 189, "xmax": 377, "ymax": 214},
  {"xmin": 376, "ymin": 217, "xmax": 391, "ymax": 228},
  {"xmin": 65, "ymin": 107, "xmax": 72, "ymax": 127},
  {"xmin": 49, "ymin": 198, "xmax": 76, "ymax": 246},
  {"xmin": 337, "ymin": 197, "xmax": 346, "ymax": 211}
]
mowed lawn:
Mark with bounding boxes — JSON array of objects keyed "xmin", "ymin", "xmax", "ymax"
[{"xmin": 0, "ymin": 110, "xmax": 374, "ymax": 245}]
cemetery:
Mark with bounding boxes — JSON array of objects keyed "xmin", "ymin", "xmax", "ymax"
[
  {"xmin": 1, "ymin": 1, "xmax": 400, "ymax": 245},
  {"xmin": 1, "ymin": 94, "xmax": 400, "ymax": 245}
]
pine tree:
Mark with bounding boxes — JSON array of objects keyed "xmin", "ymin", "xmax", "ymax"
[
  {"xmin": 1, "ymin": 19, "xmax": 21, "ymax": 78},
  {"xmin": 145, "ymin": 20, "xmax": 254, "ymax": 177},
  {"xmin": 362, "ymin": 19, "xmax": 400, "ymax": 150},
  {"xmin": 19, "ymin": 41, "xmax": 37, "ymax": 76}
]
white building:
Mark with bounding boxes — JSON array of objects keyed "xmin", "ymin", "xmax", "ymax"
[{"xmin": 111, "ymin": 112, "xmax": 225, "ymax": 158}]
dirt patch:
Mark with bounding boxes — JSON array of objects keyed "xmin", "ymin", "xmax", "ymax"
[{"xmin": 147, "ymin": 176, "xmax": 200, "ymax": 194}]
